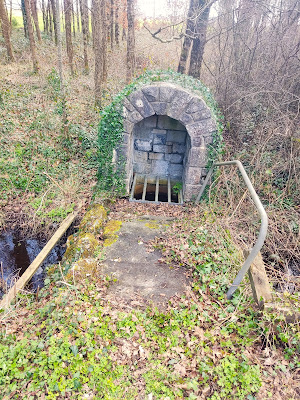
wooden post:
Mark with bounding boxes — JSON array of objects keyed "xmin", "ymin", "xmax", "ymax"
[
  {"xmin": 244, "ymin": 250, "xmax": 272, "ymax": 308},
  {"xmin": 0, "ymin": 204, "xmax": 83, "ymax": 311}
]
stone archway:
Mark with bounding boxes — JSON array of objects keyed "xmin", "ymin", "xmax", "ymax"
[{"xmin": 118, "ymin": 82, "xmax": 217, "ymax": 201}]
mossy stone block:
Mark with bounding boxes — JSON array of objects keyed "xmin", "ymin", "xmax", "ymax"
[
  {"xmin": 63, "ymin": 232, "xmax": 100, "ymax": 262},
  {"xmin": 79, "ymin": 204, "xmax": 107, "ymax": 234}
]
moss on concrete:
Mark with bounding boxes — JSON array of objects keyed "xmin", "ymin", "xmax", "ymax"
[
  {"xmin": 79, "ymin": 204, "xmax": 107, "ymax": 234},
  {"xmin": 103, "ymin": 235, "xmax": 119, "ymax": 247},
  {"xmin": 145, "ymin": 222, "xmax": 160, "ymax": 229},
  {"xmin": 103, "ymin": 220, "xmax": 122, "ymax": 238},
  {"xmin": 63, "ymin": 232, "xmax": 100, "ymax": 263},
  {"xmin": 66, "ymin": 258, "xmax": 98, "ymax": 279}
]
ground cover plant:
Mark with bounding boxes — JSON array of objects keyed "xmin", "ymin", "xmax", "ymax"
[{"xmin": 0, "ymin": 201, "xmax": 299, "ymax": 399}]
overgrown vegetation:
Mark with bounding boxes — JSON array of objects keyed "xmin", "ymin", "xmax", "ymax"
[
  {"xmin": 0, "ymin": 202, "xmax": 299, "ymax": 399},
  {"xmin": 0, "ymin": 62, "xmax": 99, "ymax": 235}
]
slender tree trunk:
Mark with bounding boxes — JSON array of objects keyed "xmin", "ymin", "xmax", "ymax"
[
  {"xmin": 61, "ymin": 1, "xmax": 65, "ymax": 31},
  {"xmin": 64, "ymin": 0, "xmax": 74, "ymax": 74},
  {"xmin": 188, "ymin": 0, "xmax": 211, "ymax": 79},
  {"xmin": 42, "ymin": 0, "xmax": 47, "ymax": 33},
  {"xmin": 102, "ymin": 0, "xmax": 107, "ymax": 81},
  {"xmin": 115, "ymin": 0, "xmax": 119, "ymax": 45},
  {"xmin": 48, "ymin": 1, "xmax": 53, "ymax": 38},
  {"xmin": 24, "ymin": 0, "xmax": 39, "ymax": 71},
  {"xmin": 9, "ymin": 0, "xmax": 12, "ymax": 31},
  {"xmin": 82, "ymin": 0, "xmax": 89, "ymax": 42},
  {"xmin": 56, "ymin": 0, "xmax": 62, "ymax": 82},
  {"xmin": 93, "ymin": 0, "xmax": 107, "ymax": 106},
  {"xmin": 0, "ymin": 0, "xmax": 15, "ymax": 60},
  {"xmin": 56, "ymin": 0, "xmax": 68, "ymax": 136},
  {"xmin": 31, "ymin": 0, "xmax": 42, "ymax": 41},
  {"xmin": 50, "ymin": 0, "xmax": 57, "ymax": 44},
  {"xmin": 126, "ymin": 0, "xmax": 135, "ymax": 83},
  {"xmin": 110, "ymin": 0, "xmax": 114, "ymax": 49},
  {"xmin": 76, "ymin": 0, "xmax": 80, "ymax": 32},
  {"xmin": 178, "ymin": 0, "xmax": 195, "ymax": 74},
  {"xmin": 79, "ymin": 0, "xmax": 89, "ymax": 73},
  {"xmin": 21, "ymin": 0, "xmax": 29, "ymax": 38},
  {"xmin": 71, "ymin": 0, "xmax": 76, "ymax": 37}
]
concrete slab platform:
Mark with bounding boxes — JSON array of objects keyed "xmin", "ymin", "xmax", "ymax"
[{"xmin": 101, "ymin": 218, "xmax": 190, "ymax": 307}]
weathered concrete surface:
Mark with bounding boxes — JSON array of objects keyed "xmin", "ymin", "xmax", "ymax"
[{"xmin": 102, "ymin": 217, "xmax": 190, "ymax": 306}]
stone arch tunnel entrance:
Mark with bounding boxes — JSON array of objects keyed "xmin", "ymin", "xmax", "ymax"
[
  {"xmin": 131, "ymin": 115, "xmax": 189, "ymax": 203},
  {"xmin": 117, "ymin": 82, "xmax": 217, "ymax": 202}
]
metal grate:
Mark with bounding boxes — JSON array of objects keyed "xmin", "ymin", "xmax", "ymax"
[{"xmin": 129, "ymin": 174, "xmax": 183, "ymax": 205}]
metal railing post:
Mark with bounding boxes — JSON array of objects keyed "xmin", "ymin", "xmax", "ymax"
[{"xmin": 196, "ymin": 160, "xmax": 268, "ymax": 299}]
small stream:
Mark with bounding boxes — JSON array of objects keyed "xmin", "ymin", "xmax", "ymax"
[{"xmin": 0, "ymin": 231, "xmax": 65, "ymax": 299}]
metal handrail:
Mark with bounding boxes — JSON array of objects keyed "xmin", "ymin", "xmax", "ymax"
[{"xmin": 195, "ymin": 160, "xmax": 268, "ymax": 299}]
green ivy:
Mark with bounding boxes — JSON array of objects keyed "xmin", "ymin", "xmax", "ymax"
[{"xmin": 96, "ymin": 69, "xmax": 224, "ymax": 195}]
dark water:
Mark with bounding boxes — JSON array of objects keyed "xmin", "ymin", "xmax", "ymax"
[{"xmin": 0, "ymin": 231, "xmax": 65, "ymax": 298}]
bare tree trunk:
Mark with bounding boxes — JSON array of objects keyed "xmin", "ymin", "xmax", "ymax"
[
  {"xmin": 61, "ymin": 1, "xmax": 65, "ymax": 31},
  {"xmin": 50, "ymin": 0, "xmax": 57, "ymax": 44},
  {"xmin": 64, "ymin": 0, "xmax": 74, "ymax": 74},
  {"xmin": 24, "ymin": 0, "xmax": 39, "ymax": 71},
  {"xmin": 55, "ymin": 0, "xmax": 69, "ymax": 136},
  {"xmin": 21, "ymin": 0, "xmax": 29, "ymax": 38},
  {"xmin": 101, "ymin": 0, "xmax": 107, "ymax": 81},
  {"xmin": 9, "ymin": 0, "xmax": 12, "ymax": 31},
  {"xmin": 76, "ymin": 0, "xmax": 80, "ymax": 32},
  {"xmin": 126, "ymin": 0, "xmax": 135, "ymax": 83},
  {"xmin": 83, "ymin": 0, "xmax": 89, "ymax": 42},
  {"xmin": 56, "ymin": 0, "xmax": 63, "ymax": 82},
  {"xmin": 188, "ymin": 0, "xmax": 211, "ymax": 79},
  {"xmin": 178, "ymin": 0, "xmax": 195, "ymax": 74},
  {"xmin": 0, "ymin": 0, "xmax": 14, "ymax": 60},
  {"xmin": 110, "ymin": 0, "xmax": 114, "ymax": 49},
  {"xmin": 79, "ymin": 0, "xmax": 89, "ymax": 73},
  {"xmin": 31, "ymin": 0, "xmax": 42, "ymax": 41},
  {"xmin": 93, "ymin": 0, "xmax": 107, "ymax": 106},
  {"xmin": 48, "ymin": 1, "xmax": 53, "ymax": 38},
  {"xmin": 71, "ymin": 0, "xmax": 76, "ymax": 37},
  {"xmin": 115, "ymin": 0, "xmax": 119, "ymax": 45},
  {"xmin": 41, "ymin": 0, "xmax": 47, "ymax": 33}
]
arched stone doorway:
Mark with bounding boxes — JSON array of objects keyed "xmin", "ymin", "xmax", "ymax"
[{"xmin": 118, "ymin": 82, "xmax": 217, "ymax": 201}]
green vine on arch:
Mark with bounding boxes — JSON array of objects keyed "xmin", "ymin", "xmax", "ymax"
[{"xmin": 96, "ymin": 69, "xmax": 225, "ymax": 196}]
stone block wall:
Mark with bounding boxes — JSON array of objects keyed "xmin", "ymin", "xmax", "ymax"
[{"xmin": 133, "ymin": 115, "xmax": 187, "ymax": 179}]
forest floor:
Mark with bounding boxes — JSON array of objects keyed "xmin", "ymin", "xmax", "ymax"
[
  {"xmin": 0, "ymin": 28, "xmax": 299, "ymax": 399},
  {"xmin": 0, "ymin": 199, "xmax": 299, "ymax": 399}
]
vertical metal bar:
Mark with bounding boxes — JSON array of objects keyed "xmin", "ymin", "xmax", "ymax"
[
  {"xmin": 195, "ymin": 167, "xmax": 214, "ymax": 203},
  {"xmin": 155, "ymin": 176, "xmax": 159, "ymax": 202},
  {"xmin": 179, "ymin": 190, "xmax": 183, "ymax": 204},
  {"xmin": 130, "ymin": 174, "xmax": 137, "ymax": 200},
  {"xmin": 142, "ymin": 176, "xmax": 147, "ymax": 201},
  {"xmin": 168, "ymin": 177, "xmax": 171, "ymax": 203}
]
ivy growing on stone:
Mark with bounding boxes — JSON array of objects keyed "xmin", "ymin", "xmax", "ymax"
[{"xmin": 96, "ymin": 69, "xmax": 224, "ymax": 196}]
